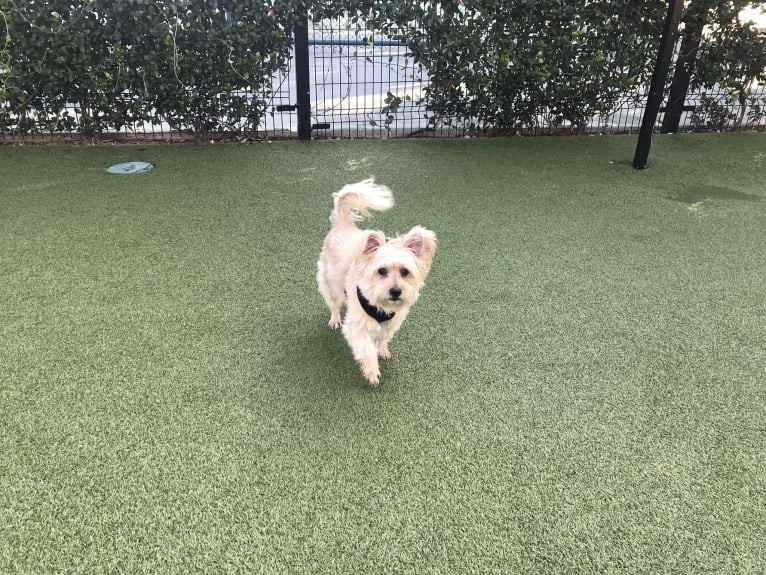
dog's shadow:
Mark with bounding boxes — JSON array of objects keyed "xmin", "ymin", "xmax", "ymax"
[
  {"xmin": 294, "ymin": 314, "xmax": 413, "ymax": 394},
  {"xmin": 274, "ymin": 311, "xmax": 368, "ymax": 390}
]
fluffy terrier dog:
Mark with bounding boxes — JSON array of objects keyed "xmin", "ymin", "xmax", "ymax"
[{"xmin": 317, "ymin": 179, "xmax": 437, "ymax": 387}]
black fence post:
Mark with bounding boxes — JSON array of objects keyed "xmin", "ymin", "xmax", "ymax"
[
  {"xmin": 660, "ymin": 14, "xmax": 706, "ymax": 134},
  {"xmin": 294, "ymin": 6, "xmax": 311, "ymax": 141},
  {"xmin": 633, "ymin": 0, "xmax": 683, "ymax": 169}
]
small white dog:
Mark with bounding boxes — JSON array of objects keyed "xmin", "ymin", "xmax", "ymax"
[{"xmin": 317, "ymin": 179, "xmax": 437, "ymax": 387}]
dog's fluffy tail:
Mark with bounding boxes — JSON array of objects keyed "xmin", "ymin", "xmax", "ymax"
[{"xmin": 331, "ymin": 178, "xmax": 394, "ymax": 226}]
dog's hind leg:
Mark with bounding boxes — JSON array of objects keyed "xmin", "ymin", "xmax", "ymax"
[
  {"xmin": 325, "ymin": 296, "xmax": 343, "ymax": 330},
  {"xmin": 316, "ymin": 262, "xmax": 344, "ymax": 329}
]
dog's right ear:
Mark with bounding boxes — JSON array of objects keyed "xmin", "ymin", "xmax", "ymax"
[{"xmin": 363, "ymin": 231, "xmax": 386, "ymax": 255}]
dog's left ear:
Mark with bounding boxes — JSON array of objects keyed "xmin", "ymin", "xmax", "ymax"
[{"xmin": 404, "ymin": 226, "xmax": 437, "ymax": 273}]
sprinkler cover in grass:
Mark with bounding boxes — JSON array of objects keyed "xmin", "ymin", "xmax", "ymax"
[{"xmin": 107, "ymin": 162, "xmax": 154, "ymax": 174}]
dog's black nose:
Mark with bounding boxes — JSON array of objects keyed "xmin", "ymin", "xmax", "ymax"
[{"xmin": 389, "ymin": 287, "xmax": 402, "ymax": 300}]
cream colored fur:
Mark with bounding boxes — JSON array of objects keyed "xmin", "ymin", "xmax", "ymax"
[{"xmin": 317, "ymin": 178, "xmax": 437, "ymax": 387}]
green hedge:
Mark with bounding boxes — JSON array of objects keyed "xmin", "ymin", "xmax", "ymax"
[
  {"xmin": 1, "ymin": 0, "xmax": 764, "ymax": 138},
  {"xmin": 0, "ymin": 0, "xmax": 300, "ymax": 138},
  {"xmin": 350, "ymin": 0, "xmax": 765, "ymax": 134},
  {"xmin": 359, "ymin": 0, "xmax": 668, "ymax": 133}
]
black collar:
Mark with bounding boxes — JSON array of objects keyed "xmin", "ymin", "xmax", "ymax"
[{"xmin": 357, "ymin": 286, "xmax": 395, "ymax": 323}]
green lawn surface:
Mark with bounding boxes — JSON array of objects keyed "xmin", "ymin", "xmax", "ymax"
[{"xmin": 1, "ymin": 134, "xmax": 764, "ymax": 574}]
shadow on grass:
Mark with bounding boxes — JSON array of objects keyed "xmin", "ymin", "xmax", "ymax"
[{"xmin": 668, "ymin": 184, "xmax": 762, "ymax": 204}]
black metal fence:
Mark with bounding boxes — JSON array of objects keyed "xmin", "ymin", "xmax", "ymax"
[
  {"xmin": 1, "ymin": 8, "xmax": 765, "ymax": 142},
  {"xmin": 298, "ymin": 19, "xmax": 649, "ymax": 139},
  {"xmin": 285, "ymin": 18, "xmax": 766, "ymax": 140}
]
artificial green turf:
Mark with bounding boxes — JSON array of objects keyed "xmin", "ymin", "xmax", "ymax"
[{"xmin": 1, "ymin": 134, "xmax": 764, "ymax": 574}]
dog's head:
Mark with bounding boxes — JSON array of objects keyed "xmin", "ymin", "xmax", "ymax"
[{"xmin": 355, "ymin": 226, "xmax": 437, "ymax": 311}]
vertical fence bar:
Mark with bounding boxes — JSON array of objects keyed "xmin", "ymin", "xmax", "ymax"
[
  {"xmin": 294, "ymin": 7, "xmax": 311, "ymax": 140},
  {"xmin": 633, "ymin": 0, "xmax": 683, "ymax": 169},
  {"xmin": 661, "ymin": 13, "xmax": 706, "ymax": 134}
]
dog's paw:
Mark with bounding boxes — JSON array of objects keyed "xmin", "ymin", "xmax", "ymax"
[
  {"xmin": 362, "ymin": 366, "xmax": 381, "ymax": 388},
  {"xmin": 328, "ymin": 314, "xmax": 342, "ymax": 330},
  {"xmin": 378, "ymin": 349, "xmax": 392, "ymax": 361}
]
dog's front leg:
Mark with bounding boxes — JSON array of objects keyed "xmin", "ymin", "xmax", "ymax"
[
  {"xmin": 343, "ymin": 324, "xmax": 381, "ymax": 387},
  {"xmin": 377, "ymin": 322, "xmax": 402, "ymax": 361},
  {"xmin": 355, "ymin": 341, "xmax": 381, "ymax": 387},
  {"xmin": 377, "ymin": 336, "xmax": 392, "ymax": 361}
]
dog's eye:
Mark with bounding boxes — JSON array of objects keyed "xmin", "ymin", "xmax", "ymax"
[
  {"xmin": 400, "ymin": 268, "xmax": 410, "ymax": 278},
  {"xmin": 378, "ymin": 267, "xmax": 388, "ymax": 277}
]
